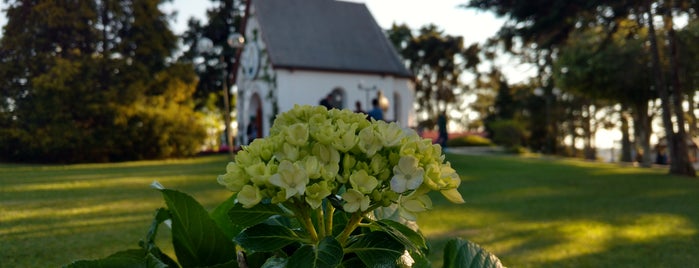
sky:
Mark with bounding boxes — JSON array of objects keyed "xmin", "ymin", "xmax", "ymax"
[{"xmin": 162, "ymin": 0, "xmax": 504, "ymax": 45}]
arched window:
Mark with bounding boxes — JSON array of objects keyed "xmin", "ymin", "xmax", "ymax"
[{"xmin": 328, "ymin": 87, "xmax": 346, "ymax": 109}]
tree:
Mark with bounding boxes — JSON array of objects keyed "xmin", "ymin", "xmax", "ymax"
[
  {"xmin": 386, "ymin": 24, "xmax": 468, "ymax": 129},
  {"xmin": 178, "ymin": 0, "xmax": 245, "ymax": 150},
  {"xmin": 554, "ymin": 20, "xmax": 655, "ymax": 165},
  {"xmin": 0, "ymin": 0, "xmax": 205, "ymax": 163},
  {"xmin": 467, "ymin": 0, "xmax": 696, "ymax": 176}
]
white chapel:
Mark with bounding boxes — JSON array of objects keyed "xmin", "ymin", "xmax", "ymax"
[{"xmin": 235, "ymin": 0, "xmax": 415, "ymax": 145}]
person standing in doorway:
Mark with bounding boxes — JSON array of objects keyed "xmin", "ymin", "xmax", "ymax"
[{"xmin": 367, "ymin": 98, "xmax": 384, "ymax": 121}]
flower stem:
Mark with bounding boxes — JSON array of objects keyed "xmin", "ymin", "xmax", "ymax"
[
  {"xmin": 336, "ymin": 212, "xmax": 363, "ymax": 245},
  {"xmin": 325, "ymin": 205, "xmax": 335, "ymax": 237},
  {"xmin": 317, "ymin": 205, "xmax": 326, "ymax": 239},
  {"xmin": 289, "ymin": 200, "xmax": 319, "ymax": 243}
]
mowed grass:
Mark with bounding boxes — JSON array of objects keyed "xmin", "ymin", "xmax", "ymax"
[
  {"xmin": 2, "ymin": 154, "xmax": 699, "ymax": 267},
  {"xmin": 0, "ymin": 155, "xmax": 234, "ymax": 267},
  {"xmin": 420, "ymin": 154, "xmax": 699, "ymax": 267}
]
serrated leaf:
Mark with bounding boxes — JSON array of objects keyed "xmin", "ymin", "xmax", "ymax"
[
  {"xmin": 373, "ymin": 219, "xmax": 428, "ymax": 253},
  {"xmin": 228, "ymin": 202, "xmax": 288, "ymax": 230},
  {"xmin": 345, "ymin": 231, "xmax": 405, "ymax": 267},
  {"xmin": 442, "ymin": 238, "xmax": 505, "ymax": 268},
  {"xmin": 288, "ymin": 237, "xmax": 343, "ymax": 268},
  {"xmin": 160, "ymin": 189, "xmax": 236, "ymax": 267},
  {"xmin": 235, "ymin": 223, "xmax": 306, "ymax": 252},
  {"xmin": 210, "ymin": 194, "xmax": 240, "ymax": 239},
  {"xmin": 63, "ymin": 249, "xmax": 147, "ymax": 268}
]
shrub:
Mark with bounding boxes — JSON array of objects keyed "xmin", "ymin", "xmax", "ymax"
[
  {"xmin": 488, "ymin": 120, "xmax": 528, "ymax": 150},
  {"xmin": 447, "ymin": 135, "xmax": 493, "ymax": 147}
]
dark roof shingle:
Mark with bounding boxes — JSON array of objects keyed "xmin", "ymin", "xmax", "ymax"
[{"xmin": 252, "ymin": 0, "xmax": 413, "ymax": 78}]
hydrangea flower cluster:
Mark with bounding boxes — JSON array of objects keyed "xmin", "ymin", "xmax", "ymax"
[{"xmin": 218, "ymin": 105, "xmax": 463, "ymax": 224}]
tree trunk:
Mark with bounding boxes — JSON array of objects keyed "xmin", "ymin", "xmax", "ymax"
[
  {"xmin": 620, "ymin": 107, "xmax": 633, "ymax": 162},
  {"xmin": 582, "ymin": 104, "xmax": 596, "ymax": 160},
  {"xmin": 633, "ymin": 100, "xmax": 653, "ymax": 167},
  {"xmin": 645, "ymin": 0, "xmax": 695, "ymax": 176},
  {"xmin": 688, "ymin": 91, "xmax": 698, "ymax": 138},
  {"xmin": 664, "ymin": 5, "xmax": 695, "ymax": 176}
]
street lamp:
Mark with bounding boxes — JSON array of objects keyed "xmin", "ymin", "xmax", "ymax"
[
  {"xmin": 357, "ymin": 82, "xmax": 377, "ymax": 110},
  {"xmin": 198, "ymin": 32, "xmax": 244, "ymax": 158}
]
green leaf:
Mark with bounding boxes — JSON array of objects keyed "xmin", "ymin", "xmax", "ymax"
[
  {"xmin": 260, "ymin": 256, "xmax": 288, "ymax": 268},
  {"xmin": 235, "ymin": 223, "xmax": 306, "ymax": 252},
  {"xmin": 345, "ymin": 231, "xmax": 405, "ymax": 267},
  {"xmin": 288, "ymin": 237, "xmax": 343, "ymax": 268},
  {"xmin": 228, "ymin": 202, "xmax": 288, "ymax": 230},
  {"xmin": 160, "ymin": 189, "xmax": 236, "ymax": 267},
  {"xmin": 442, "ymin": 238, "xmax": 505, "ymax": 268},
  {"xmin": 372, "ymin": 219, "xmax": 428, "ymax": 253},
  {"xmin": 210, "ymin": 193, "xmax": 240, "ymax": 239},
  {"xmin": 139, "ymin": 208, "xmax": 178, "ymax": 268},
  {"xmin": 63, "ymin": 249, "xmax": 147, "ymax": 268}
]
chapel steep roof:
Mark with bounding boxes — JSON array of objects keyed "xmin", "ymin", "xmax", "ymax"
[{"xmin": 251, "ymin": 0, "xmax": 413, "ymax": 78}]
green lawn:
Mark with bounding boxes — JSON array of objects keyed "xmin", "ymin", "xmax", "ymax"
[{"xmin": 1, "ymin": 154, "xmax": 698, "ymax": 267}]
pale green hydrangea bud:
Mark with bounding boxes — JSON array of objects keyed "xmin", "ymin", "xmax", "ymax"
[
  {"xmin": 284, "ymin": 123, "xmax": 309, "ymax": 146},
  {"xmin": 305, "ymin": 181, "xmax": 332, "ymax": 209},
  {"xmin": 245, "ymin": 162, "xmax": 277, "ymax": 186},
  {"xmin": 217, "ymin": 162, "xmax": 249, "ymax": 193},
  {"xmin": 349, "ymin": 169, "xmax": 378, "ymax": 194},
  {"xmin": 390, "ymin": 155, "xmax": 424, "ymax": 193},
  {"xmin": 342, "ymin": 189, "xmax": 370, "ymax": 212},
  {"xmin": 369, "ymin": 154, "xmax": 388, "ymax": 178},
  {"xmin": 332, "ymin": 121, "xmax": 358, "ymax": 152},
  {"xmin": 422, "ymin": 163, "xmax": 443, "ymax": 190},
  {"xmin": 275, "ymin": 142, "xmax": 300, "ymax": 162},
  {"xmin": 269, "ymin": 160, "xmax": 309, "ymax": 199},
  {"xmin": 357, "ymin": 126, "xmax": 383, "ymax": 157},
  {"xmin": 234, "ymin": 149, "xmax": 261, "ymax": 167},
  {"xmin": 309, "ymin": 114, "xmax": 338, "ymax": 145},
  {"xmin": 237, "ymin": 185, "xmax": 263, "ymax": 208},
  {"xmin": 303, "ymin": 155, "xmax": 322, "ymax": 179},
  {"xmin": 375, "ymin": 121, "xmax": 404, "ymax": 147},
  {"xmin": 247, "ymin": 138, "xmax": 276, "ymax": 161},
  {"xmin": 312, "ymin": 143, "xmax": 340, "ymax": 180}
]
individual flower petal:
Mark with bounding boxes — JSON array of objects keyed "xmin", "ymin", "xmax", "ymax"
[
  {"xmin": 440, "ymin": 188, "xmax": 465, "ymax": 204},
  {"xmin": 237, "ymin": 185, "xmax": 262, "ymax": 208},
  {"xmin": 342, "ymin": 189, "xmax": 370, "ymax": 212},
  {"xmin": 397, "ymin": 194, "xmax": 432, "ymax": 221}
]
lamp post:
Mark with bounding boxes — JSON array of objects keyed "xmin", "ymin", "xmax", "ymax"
[
  {"xmin": 357, "ymin": 82, "xmax": 377, "ymax": 110},
  {"xmin": 198, "ymin": 32, "xmax": 244, "ymax": 159}
]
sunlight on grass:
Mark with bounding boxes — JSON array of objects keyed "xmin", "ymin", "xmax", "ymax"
[
  {"xmin": 2, "ymin": 199, "xmax": 162, "ymax": 222},
  {"xmin": 2, "ymin": 213, "xmax": 152, "ymax": 240},
  {"xmin": 3, "ymin": 176, "xmax": 159, "ymax": 192}
]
